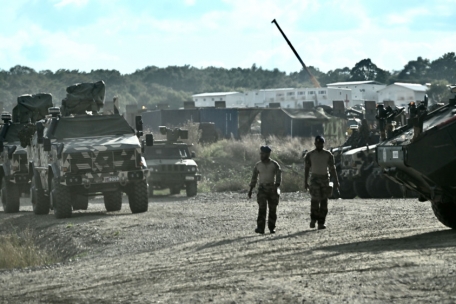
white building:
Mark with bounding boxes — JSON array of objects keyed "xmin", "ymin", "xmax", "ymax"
[
  {"xmin": 327, "ymin": 81, "xmax": 386, "ymax": 107},
  {"xmin": 193, "ymin": 92, "xmax": 245, "ymax": 107},
  {"xmin": 194, "ymin": 87, "xmax": 351, "ymax": 109},
  {"xmin": 377, "ymin": 82, "xmax": 428, "ymax": 107}
]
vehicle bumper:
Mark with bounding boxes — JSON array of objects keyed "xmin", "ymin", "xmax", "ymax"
[{"xmin": 61, "ymin": 169, "xmax": 149, "ymax": 187}]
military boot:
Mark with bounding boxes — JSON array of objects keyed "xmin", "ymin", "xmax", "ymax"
[
  {"xmin": 255, "ymin": 227, "xmax": 265, "ymax": 234},
  {"xmin": 310, "ymin": 219, "xmax": 316, "ymax": 229}
]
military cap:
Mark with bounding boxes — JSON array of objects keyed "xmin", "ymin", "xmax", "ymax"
[
  {"xmin": 315, "ymin": 135, "xmax": 325, "ymax": 143},
  {"xmin": 260, "ymin": 145, "xmax": 272, "ymax": 153}
]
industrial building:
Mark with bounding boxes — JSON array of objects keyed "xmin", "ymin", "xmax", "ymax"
[
  {"xmin": 193, "ymin": 87, "xmax": 351, "ymax": 108},
  {"xmin": 192, "ymin": 92, "xmax": 245, "ymax": 107},
  {"xmin": 377, "ymin": 82, "xmax": 428, "ymax": 107},
  {"xmin": 327, "ymin": 81, "xmax": 386, "ymax": 107}
]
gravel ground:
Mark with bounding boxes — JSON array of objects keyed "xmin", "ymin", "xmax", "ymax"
[{"xmin": 1, "ymin": 192, "xmax": 456, "ymax": 303}]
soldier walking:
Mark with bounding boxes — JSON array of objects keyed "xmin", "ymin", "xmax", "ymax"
[
  {"xmin": 304, "ymin": 136, "xmax": 340, "ymax": 229},
  {"xmin": 248, "ymin": 146, "xmax": 282, "ymax": 234}
]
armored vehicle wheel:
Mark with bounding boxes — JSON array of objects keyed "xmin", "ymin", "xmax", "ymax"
[
  {"xmin": 338, "ymin": 179, "xmax": 356, "ymax": 199},
  {"xmin": 405, "ymin": 189, "xmax": 420, "ymax": 198},
  {"xmin": 51, "ymin": 179, "xmax": 72, "ymax": 219},
  {"xmin": 365, "ymin": 172, "xmax": 377, "ymax": 198},
  {"xmin": 170, "ymin": 186, "xmax": 181, "ymax": 195},
  {"xmin": 127, "ymin": 180, "xmax": 148, "ymax": 213},
  {"xmin": 431, "ymin": 199, "xmax": 456, "ymax": 229},
  {"xmin": 186, "ymin": 181, "xmax": 197, "ymax": 197},
  {"xmin": 104, "ymin": 190, "xmax": 122, "ymax": 212},
  {"xmin": 72, "ymin": 195, "xmax": 89, "ymax": 211},
  {"xmin": 353, "ymin": 179, "xmax": 371, "ymax": 199},
  {"xmin": 386, "ymin": 179, "xmax": 403, "ymax": 198},
  {"xmin": 366, "ymin": 173, "xmax": 390, "ymax": 199},
  {"xmin": 2, "ymin": 180, "xmax": 20, "ymax": 213},
  {"xmin": 31, "ymin": 175, "xmax": 50, "ymax": 215}
]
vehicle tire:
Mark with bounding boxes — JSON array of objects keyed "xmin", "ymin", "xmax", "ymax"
[
  {"xmin": 372, "ymin": 174, "xmax": 390, "ymax": 199},
  {"xmin": 186, "ymin": 181, "xmax": 197, "ymax": 197},
  {"xmin": 72, "ymin": 194, "xmax": 89, "ymax": 211},
  {"xmin": 127, "ymin": 180, "xmax": 148, "ymax": 214},
  {"xmin": 405, "ymin": 189, "xmax": 420, "ymax": 198},
  {"xmin": 353, "ymin": 179, "xmax": 371, "ymax": 199},
  {"xmin": 2, "ymin": 180, "xmax": 20, "ymax": 213},
  {"xmin": 104, "ymin": 190, "xmax": 122, "ymax": 212},
  {"xmin": 31, "ymin": 175, "xmax": 50, "ymax": 215},
  {"xmin": 365, "ymin": 172, "xmax": 377, "ymax": 198},
  {"xmin": 386, "ymin": 178, "xmax": 403, "ymax": 198},
  {"xmin": 51, "ymin": 179, "xmax": 72, "ymax": 219},
  {"xmin": 170, "ymin": 185, "xmax": 181, "ymax": 195},
  {"xmin": 431, "ymin": 199, "xmax": 456, "ymax": 229},
  {"xmin": 337, "ymin": 178, "xmax": 356, "ymax": 199}
]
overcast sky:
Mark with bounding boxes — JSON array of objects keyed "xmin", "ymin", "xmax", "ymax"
[{"xmin": 1, "ymin": 0, "xmax": 456, "ymax": 74}]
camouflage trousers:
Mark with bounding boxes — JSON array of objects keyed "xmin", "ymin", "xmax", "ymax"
[
  {"xmin": 257, "ymin": 184, "xmax": 280, "ymax": 231},
  {"xmin": 309, "ymin": 174, "xmax": 332, "ymax": 224}
]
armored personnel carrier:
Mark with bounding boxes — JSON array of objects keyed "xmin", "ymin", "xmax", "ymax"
[
  {"xmin": 377, "ymin": 87, "xmax": 456, "ymax": 228},
  {"xmin": 0, "ymin": 93, "xmax": 53, "ymax": 213},
  {"xmin": 25, "ymin": 81, "xmax": 153, "ymax": 218},
  {"xmin": 145, "ymin": 126, "xmax": 200, "ymax": 197}
]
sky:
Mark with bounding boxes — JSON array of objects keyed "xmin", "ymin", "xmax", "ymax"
[{"xmin": 1, "ymin": 0, "xmax": 456, "ymax": 74}]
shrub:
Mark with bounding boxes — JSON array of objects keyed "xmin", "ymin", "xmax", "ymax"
[{"xmin": 0, "ymin": 229, "xmax": 55, "ymax": 269}]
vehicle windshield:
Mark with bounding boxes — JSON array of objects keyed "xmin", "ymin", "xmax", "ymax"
[
  {"xmin": 144, "ymin": 146, "xmax": 190, "ymax": 159},
  {"xmin": 49, "ymin": 115, "xmax": 134, "ymax": 139}
]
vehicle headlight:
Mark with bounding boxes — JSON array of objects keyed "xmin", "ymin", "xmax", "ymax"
[{"xmin": 191, "ymin": 167, "xmax": 196, "ymax": 172}]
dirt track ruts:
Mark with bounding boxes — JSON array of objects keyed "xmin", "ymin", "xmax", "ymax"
[{"xmin": 1, "ymin": 192, "xmax": 456, "ymax": 303}]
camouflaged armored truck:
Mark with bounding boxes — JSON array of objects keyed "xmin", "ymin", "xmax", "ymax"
[
  {"xmin": 0, "ymin": 93, "xmax": 53, "ymax": 213},
  {"xmin": 145, "ymin": 126, "xmax": 200, "ymax": 197},
  {"xmin": 377, "ymin": 86, "xmax": 456, "ymax": 228},
  {"xmin": 25, "ymin": 82, "xmax": 153, "ymax": 218}
]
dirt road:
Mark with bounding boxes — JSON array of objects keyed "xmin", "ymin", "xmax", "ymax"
[{"xmin": 1, "ymin": 193, "xmax": 456, "ymax": 303}]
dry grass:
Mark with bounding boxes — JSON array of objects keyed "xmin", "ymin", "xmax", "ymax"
[{"xmin": 0, "ymin": 229, "xmax": 55, "ymax": 269}]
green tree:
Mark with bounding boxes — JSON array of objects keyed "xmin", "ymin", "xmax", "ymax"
[
  {"xmin": 349, "ymin": 59, "xmax": 389, "ymax": 83},
  {"xmin": 427, "ymin": 80, "xmax": 451, "ymax": 104}
]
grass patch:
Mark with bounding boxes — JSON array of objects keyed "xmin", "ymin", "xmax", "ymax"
[{"xmin": 0, "ymin": 229, "xmax": 55, "ymax": 270}]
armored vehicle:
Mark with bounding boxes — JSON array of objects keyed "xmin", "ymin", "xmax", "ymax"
[
  {"xmin": 26, "ymin": 81, "xmax": 153, "ymax": 218},
  {"xmin": 0, "ymin": 93, "xmax": 53, "ymax": 213},
  {"xmin": 377, "ymin": 87, "xmax": 456, "ymax": 228},
  {"xmin": 145, "ymin": 126, "xmax": 200, "ymax": 197}
]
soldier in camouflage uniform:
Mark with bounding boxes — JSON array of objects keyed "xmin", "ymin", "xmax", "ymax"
[
  {"xmin": 248, "ymin": 146, "xmax": 282, "ymax": 234},
  {"xmin": 304, "ymin": 136, "xmax": 340, "ymax": 230}
]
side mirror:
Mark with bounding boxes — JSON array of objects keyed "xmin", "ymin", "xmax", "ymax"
[
  {"xmin": 36, "ymin": 122, "xmax": 44, "ymax": 144},
  {"xmin": 191, "ymin": 151, "xmax": 196, "ymax": 158},
  {"xmin": 145, "ymin": 134, "xmax": 154, "ymax": 146},
  {"xmin": 43, "ymin": 138, "xmax": 51, "ymax": 152}
]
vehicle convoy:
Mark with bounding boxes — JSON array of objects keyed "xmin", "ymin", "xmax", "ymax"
[
  {"xmin": 0, "ymin": 93, "xmax": 53, "ymax": 213},
  {"xmin": 145, "ymin": 126, "xmax": 200, "ymax": 197},
  {"xmin": 24, "ymin": 81, "xmax": 153, "ymax": 218},
  {"xmin": 377, "ymin": 86, "xmax": 456, "ymax": 228}
]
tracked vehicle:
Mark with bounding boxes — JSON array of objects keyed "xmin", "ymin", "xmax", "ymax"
[
  {"xmin": 377, "ymin": 86, "xmax": 456, "ymax": 228},
  {"xmin": 26, "ymin": 81, "xmax": 153, "ymax": 218},
  {"xmin": 145, "ymin": 126, "xmax": 200, "ymax": 197},
  {"xmin": 0, "ymin": 93, "xmax": 53, "ymax": 212}
]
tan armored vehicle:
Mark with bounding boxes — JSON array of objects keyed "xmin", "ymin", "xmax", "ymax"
[{"xmin": 145, "ymin": 126, "xmax": 200, "ymax": 197}]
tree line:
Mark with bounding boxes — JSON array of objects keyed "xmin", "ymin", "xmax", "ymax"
[{"xmin": 0, "ymin": 52, "xmax": 454, "ymax": 112}]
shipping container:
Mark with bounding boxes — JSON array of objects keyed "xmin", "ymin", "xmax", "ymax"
[{"xmin": 199, "ymin": 108, "xmax": 239, "ymax": 139}]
